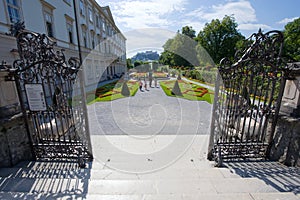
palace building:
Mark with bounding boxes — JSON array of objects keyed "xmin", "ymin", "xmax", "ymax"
[{"xmin": 0, "ymin": 0, "xmax": 126, "ymax": 91}]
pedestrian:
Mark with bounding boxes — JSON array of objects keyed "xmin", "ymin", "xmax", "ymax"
[
  {"xmin": 144, "ymin": 80, "xmax": 148, "ymax": 91},
  {"xmin": 139, "ymin": 79, "xmax": 143, "ymax": 91},
  {"xmin": 154, "ymin": 77, "xmax": 158, "ymax": 88},
  {"xmin": 149, "ymin": 78, "xmax": 152, "ymax": 88}
]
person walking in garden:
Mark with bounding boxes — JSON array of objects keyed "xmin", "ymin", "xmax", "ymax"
[
  {"xmin": 144, "ymin": 80, "xmax": 148, "ymax": 91},
  {"xmin": 139, "ymin": 79, "xmax": 143, "ymax": 91}
]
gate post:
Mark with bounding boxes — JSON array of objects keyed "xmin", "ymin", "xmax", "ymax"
[
  {"xmin": 207, "ymin": 71, "xmax": 221, "ymax": 161},
  {"xmin": 0, "ymin": 61, "xmax": 34, "ymax": 166},
  {"xmin": 266, "ymin": 75, "xmax": 288, "ymax": 156},
  {"xmin": 78, "ymin": 69, "xmax": 93, "ymax": 160}
]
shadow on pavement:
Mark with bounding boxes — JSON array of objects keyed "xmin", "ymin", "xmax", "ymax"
[
  {"xmin": 0, "ymin": 160, "xmax": 92, "ymax": 199},
  {"xmin": 224, "ymin": 160, "xmax": 300, "ymax": 195}
]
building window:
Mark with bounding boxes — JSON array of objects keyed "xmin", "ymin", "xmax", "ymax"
[
  {"xmin": 91, "ymin": 32, "xmax": 95, "ymax": 49},
  {"xmin": 99, "ymin": 17, "xmax": 103, "ymax": 30},
  {"xmin": 79, "ymin": 0, "xmax": 85, "ymax": 16},
  {"xmin": 67, "ymin": 22, "xmax": 73, "ymax": 44},
  {"xmin": 82, "ymin": 30, "xmax": 87, "ymax": 48},
  {"xmin": 97, "ymin": 35, "xmax": 101, "ymax": 52},
  {"xmin": 108, "ymin": 26, "xmax": 111, "ymax": 36},
  {"xmin": 45, "ymin": 12, "xmax": 54, "ymax": 37},
  {"xmin": 102, "ymin": 21, "xmax": 106, "ymax": 32},
  {"xmin": 96, "ymin": 15, "xmax": 100, "ymax": 28},
  {"xmin": 88, "ymin": 7, "xmax": 93, "ymax": 22},
  {"xmin": 6, "ymin": 0, "xmax": 21, "ymax": 23}
]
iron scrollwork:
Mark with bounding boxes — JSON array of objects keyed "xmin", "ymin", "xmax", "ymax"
[
  {"xmin": 12, "ymin": 31, "xmax": 80, "ymax": 81},
  {"xmin": 209, "ymin": 29, "xmax": 287, "ymax": 164},
  {"xmin": 9, "ymin": 31, "xmax": 91, "ymax": 165}
]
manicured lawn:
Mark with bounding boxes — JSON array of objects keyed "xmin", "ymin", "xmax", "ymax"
[
  {"xmin": 159, "ymin": 80, "xmax": 214, "ymax": 104},
  {"xmin": 87, "ymin": 80, "xmax": 139, "ymax": 104}
]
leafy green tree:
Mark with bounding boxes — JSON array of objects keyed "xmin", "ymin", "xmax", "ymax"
[
  {"xmin": 196, "ymin": 15, "xmax": 244, "ymax": 64},
  {"xmin": 283, "ymin": 17, "xmax": 300, "ymax": 61},
  {"xmin": 182, "ymin": 26, "xmax": 196, "ymax": 38},
  {"xmin": 160, "ymin": 31, "xmax": 199, "ymax": 68},
  {"xmin": 159, "ymin": 51, "xmax": 173, "ymax": 66},
  {"xmin": 126, "ymin": 58, "xmax": 133, "ymax": 69},
  {"xmin": 133, "ymin": 60, "xmax": 142, "ymax": 67}
]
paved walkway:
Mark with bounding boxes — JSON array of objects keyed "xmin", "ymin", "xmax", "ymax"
[
  {"xmin": 88, "ymin": 80, "xmax": 213, "ymax": 172},
  {"xmin": 88, "ymin": 80, "xmax": 212, "ymax": 135}
]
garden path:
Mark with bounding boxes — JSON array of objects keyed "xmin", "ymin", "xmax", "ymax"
[{"xmin": 88, "ymin": 80, "xmax": 212, "ymax": 136}]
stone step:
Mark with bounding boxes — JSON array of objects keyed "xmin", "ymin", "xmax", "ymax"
[
  {"xmin": 10, "ymin": 158, "xmax": 214, "ymax": 171},
  {"xmin": 0, "ymin": 192, "xmax": 298, "ymax": 200},
  {"xmin": 0, "ymin": 177, "xmax": 279, "ymax": 195},
  {"xmin": 0, "ymin": 166, "xmax": 239, "ymax": 180}
]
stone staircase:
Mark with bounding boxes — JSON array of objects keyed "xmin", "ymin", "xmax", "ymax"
[{"xmin": 0, "ymin": 135, "xmax": 299, "ymax": 200}]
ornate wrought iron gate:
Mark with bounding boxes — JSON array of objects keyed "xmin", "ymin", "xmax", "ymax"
[
  {"xmin": 8, "ymin": 31, "xmax": 93, "ymax": 161},
  {"xmin": 208, "ymin": 30, "xmax": 288, "ymax": 165}
]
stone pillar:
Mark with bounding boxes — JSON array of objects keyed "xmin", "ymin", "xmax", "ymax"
[
  {"xmin": 280, "ymin": 76, "xmax": 300, "ymax": 117},
  {"xmin": 268, "ymin": 115, "xmax": 300, "ymax": 167},
  {"xmin": 0, "ymin": 114, "xmax": 33, "ymax": 167},
  {"xmin": 0, "ymin": 66, "xmax": 33, "ymax": 167},
  {"xmin": 268, "ymin": 63, "xmax": 300, "ymax": 167},
  {"xmin": 0, "ymin": 69, "xmax": 20, "ymax": 117}
]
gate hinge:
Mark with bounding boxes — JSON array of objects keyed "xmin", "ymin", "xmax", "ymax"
[
  {"xmin": 0, "ymin": 61, "xmax": 16, "ymax": 81},
  {"xmin": 5, "ymin": 73, "xmax": 15, "ymax": 81}
]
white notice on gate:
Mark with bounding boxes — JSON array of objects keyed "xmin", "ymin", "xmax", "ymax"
[{"xmin": 25, "ymin": 84, "xmax": 47, "ymax": 111}]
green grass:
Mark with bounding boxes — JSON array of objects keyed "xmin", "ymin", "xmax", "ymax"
[
  {"xmin": 87, "ymin": 80, "xmax": 139, "ymax": 104},
  {"xmin": 159, "ymin": 80, "xmax": 214, "ymax": 104}
]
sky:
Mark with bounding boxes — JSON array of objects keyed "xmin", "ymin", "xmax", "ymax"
[{"xmin": 96, "ymin": 0, "xmax": 299, "ymax": 58}]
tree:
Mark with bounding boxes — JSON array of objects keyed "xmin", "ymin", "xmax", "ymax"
[
  {"xmin": 126, "ymin": 58, "xmax": 133, "ymax": 69},
  {"xmin": 196, "ymin": 15, "xmax": 244, "ymax": 64},
  {"xmin": 133, "ymin": 60, "xmax": 142, "ymax": 67},
  {"xmin": 159, "ymin": 50, "xmax": 173, "ymax": 66},
  {"xmin": 182, "ymin": 26, "xmax": 196, "ymax": 39},
  {"xmin": 283, "ymin": 17, "xmax": 300, "ymax": 61},
  {"xmin": 160, "ymin": 30, "xmax": 199, "ymax": 68}
]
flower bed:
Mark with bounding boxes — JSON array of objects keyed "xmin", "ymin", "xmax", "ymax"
[
  {"xmin": 87, "ymin": 80, "xmax": 139, "ymax": 104},
  {"xmin": 159, "ymin": 80, "xmax": 213, "ymax": 104}
]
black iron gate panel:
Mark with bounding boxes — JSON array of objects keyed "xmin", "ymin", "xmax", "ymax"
[
  {"xmin": 9, "ymin": 31, "xmax": 92, "ymax": 161},
  {"xmin": 208, "ymin": 30, "xmax": 288, "ymax": 164}
]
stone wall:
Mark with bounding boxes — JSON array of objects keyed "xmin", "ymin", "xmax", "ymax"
[
  {"xmin": 268, "ymin": 115, "xmax": 300, "ymax": 167},
  {"xmin": 0, "ymin": 113, "xmax": 33, "ymax": 167}
]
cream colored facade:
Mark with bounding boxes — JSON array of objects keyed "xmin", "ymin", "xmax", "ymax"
[{"xmin": 0, "ymin": 0, "xmax": 126, "ymax": 92}]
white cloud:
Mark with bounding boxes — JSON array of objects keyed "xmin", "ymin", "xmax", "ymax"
[
  {"xmin": 186, "ymin": 1, "xmax": 272, "ymax": 33},
  {"xmin": 105, "ymin": 0, "xmax": 187, "ymax": 29},
  {"xmin": 180, "ymin": 19, "xmax": 205, "ymax": 33},
  {"xmin": 187, "ymin": 1, "xmax": 256, "ymax": 24},
  {"xmin": 277, "ymin": 17, "xmax": 298, "ymax": 25},
  {"xmin": 238, "ymin": 23, "xmax": 272, "ymax": 31}
]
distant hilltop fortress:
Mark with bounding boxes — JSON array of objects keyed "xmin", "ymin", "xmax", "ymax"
[{"xmin": 131, "ymin": 51, "xmax": 159, "ymax": 62}]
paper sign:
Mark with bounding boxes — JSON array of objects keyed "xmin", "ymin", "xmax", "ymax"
[{"xmin": 25, "ymin": 84, "xmax": 47, "ymax": 111}]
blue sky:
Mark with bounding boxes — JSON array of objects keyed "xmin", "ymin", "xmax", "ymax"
[{"xmin": 96, "ymin": 0, "xmax": 299, "ymax": 57}]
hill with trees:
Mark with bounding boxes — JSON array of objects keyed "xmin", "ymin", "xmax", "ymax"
[{"xmin": 131, "ymin": 51, "xmax": 160, "ymax": 62}]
